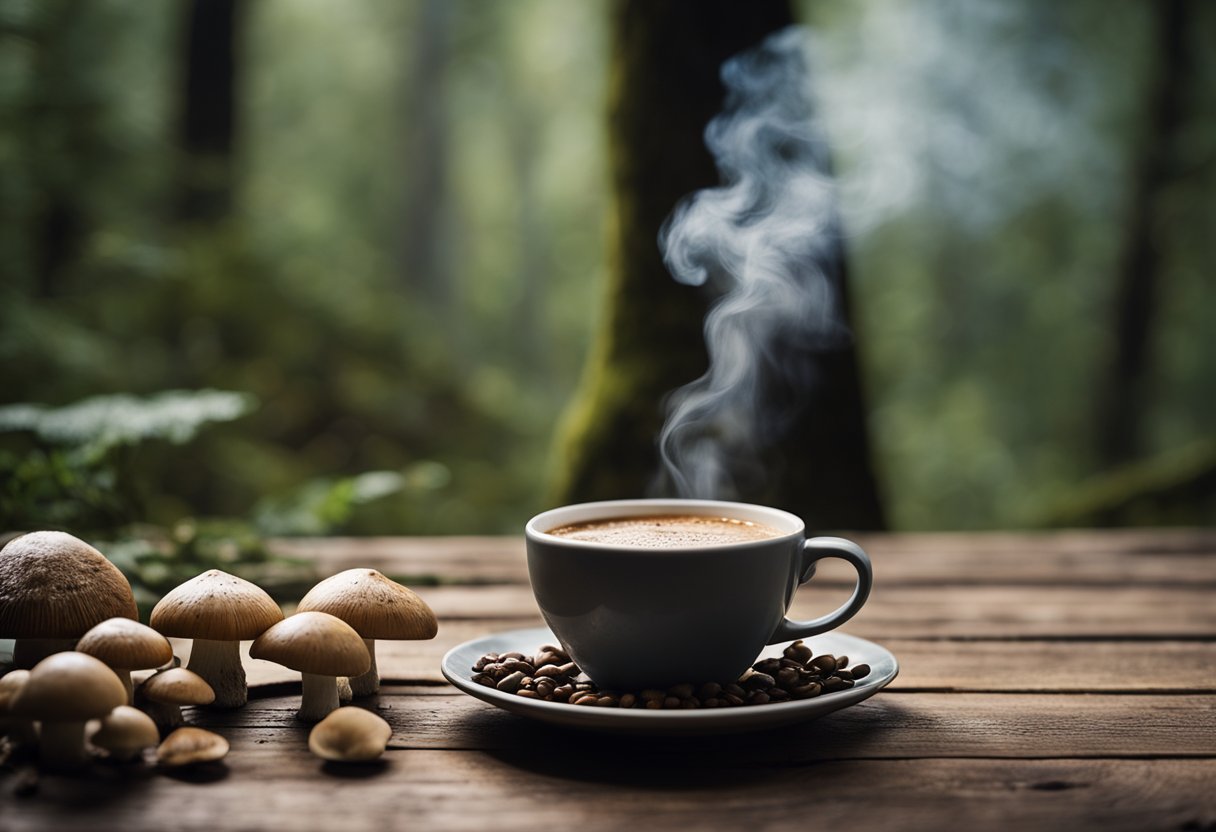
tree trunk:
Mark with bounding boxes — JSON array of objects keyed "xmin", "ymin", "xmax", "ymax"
[
  {"xmin": 176, "ymin": 0, "xmax": 242, "ymax": 223},
  {"xmin": 398, "ymin": 0, "xmax": 452, "ymax": 305},
  {"xmin": 551, "ymin": 0, "xmax": 885, "ymax": 531},
  {"xmin": 1094, "ymin": 0, "xmax": 1188, "ymax": 467}
]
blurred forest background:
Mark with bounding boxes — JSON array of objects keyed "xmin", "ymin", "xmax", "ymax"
[{"xmin": 1, "ymin": 0, "xmax": 1213, "ymax": 559}]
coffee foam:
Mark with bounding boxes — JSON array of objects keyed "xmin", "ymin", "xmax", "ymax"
[{"xmin": 546, "ymin": 514, "xmax": 781, "ymax": 548}]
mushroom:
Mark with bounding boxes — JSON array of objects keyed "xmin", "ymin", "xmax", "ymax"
[
  {"xmin": 149, "ymin": 569, "xmax": 283, "ymax": 708},
  {"xmin": 76, "ymin": 617, "xmax": 174, "ymax": 704},
  {"xmin": 91, "ymin": 705, "xmax": 159, "ymax": 763},
  {"xmin": 308, "ymin": 706, "xmax": 392, "ymax": 762},
  {"xmin": 136, "ymin": 667, "xmax": 215, "ymax": 733},
  {"xmin": 297, "ymin": 569, "xmax": 438, "ymax": 696},
  {"xmin": 0, "ymin": 531, "xmax": 138, "ymax": 667},
  {"xmin": 249, "ymin": 612, "xmax": 370, "ymax": 722},
  {"xmin": 0, "ymin": 670, "xmax": 36, "ymax": 747},
  {"xmin": 10, "ymin": 652, "xmax": 127, "ymax": 770},
  {"xmin": 156, "ymin": 726, "xmax": 229, "ymax": 767}
]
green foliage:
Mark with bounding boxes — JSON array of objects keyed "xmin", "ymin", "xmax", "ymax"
[{"xmin": 0, "ymin": 390, "xmax": 254, "ymax": 531}]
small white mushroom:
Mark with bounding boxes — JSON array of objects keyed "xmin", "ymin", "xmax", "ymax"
[
  {"xmin": 10, "ymin": 652, "xmax": 127, "ymax": 770},
  {"xmin": 77, "ymin": 617, "xmax": 174, "ymax": 704},
  {"xmin": 250, "ymin": 612, "xmax": 370, "ymax": 722},
  {"xmin": 0, "ymin": 670, "xmax": 36, "ymax": 746},
  {"xmin": 156, "ymin": 727, "xmax": 229, "ymax": 767},
  {"xmin": 308, "ymin": 707, "xmax": 392, "ymax": 762},
  {"xmin": 137, "ymin": 667, "xmax": 215, "ymax": 734},
  {"xmin": 91, "ymin": 705, "xmax": 159, "ymax": 763},
  {"xmin": 297, "ymin": 569, "xmax": 438, "ymax": 696},
  {"xmin": 149, "ymin": 570, "xmax": 283, "ymax": 708}
]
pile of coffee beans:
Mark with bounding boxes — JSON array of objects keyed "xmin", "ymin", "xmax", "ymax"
[{"xmin": 469, "ymin": 640, "xmax": 870, "ymax": 709}]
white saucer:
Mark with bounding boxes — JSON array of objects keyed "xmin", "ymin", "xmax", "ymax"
[{"xmin": 441, "ymin": 626, "xmax": 898, "ymax": 735}]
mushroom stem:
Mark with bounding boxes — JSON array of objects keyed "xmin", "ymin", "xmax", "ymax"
[
  {"xmin": 186, "ymin": 639, "xmax": 245, "ymax": 708},
  {"xmin": 13, "ymin": 638, "xmax": 75, "ymax": 669},
  {"xmin": 0, "ymin": 716, "xmax": 38, "ymax": 746},
  {"xmin": 39, "ymin": 720, "xmax": 88, "ymax": 770},
  {"xmin": 349, "ymin": 639, "xmax": 379, "ymax": 697},
  {"xmin": 337, "ymin": 676, "xmax": 353, "ymax": 703},
  {"xmin": 298, "ymin": 673, "xmax": 339, "ymax": 722},
  {"xmin": 118, "ymin": 670, "xmax": 135, "ymax": 705},
  {"xmin": 139, "ymin": 700, "xmax": 184, "ymax": 736}
]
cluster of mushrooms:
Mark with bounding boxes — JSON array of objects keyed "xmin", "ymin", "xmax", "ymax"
[{"xmin": 0, "ymin": 530, "xmax": 437, "ymax": 772}]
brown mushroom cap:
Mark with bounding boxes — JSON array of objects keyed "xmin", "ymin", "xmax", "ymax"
[
  {"xmin": 308, "ymin": 706, "xmax": 393, "ymax": 762},
  {"xmin": 0, "ymin": 532, "xmax": 137, "ymax": 638},
  {"xmin": 297, "ymin": 569, "xmax": 438, "ymax": 640},
  {"xmin": 149, "ymin": 569, "xmax": 283, "ymax": 641},
  {"xmin": 77, "ymin": 617, "xmax": 173, "ymax": 670},
  {"xmin": 249, "ymin": 612, "xmax": 370, "ymax": 677},
  {"xmin": 11, "ymin": 652, "xmax": 128, "ymax": 721},
  {"xmin": 141, "ymin": 667, "xmax": 215, "ymax": 706},
  {"xmin": 92, "ymin": 705, "xmax": 160, "ymax": 757},
  {"xmin": 156, "ymin": 727, "xmax": 229, "ymax": 766},
  {"xmin": 0, "ymin": 670, "xmax": 30, "ymax": 710}
]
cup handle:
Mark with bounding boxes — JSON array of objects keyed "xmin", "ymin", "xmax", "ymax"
[{"xmin": 769, "ymin": 537, "xmax": 873, "ymax": 643}]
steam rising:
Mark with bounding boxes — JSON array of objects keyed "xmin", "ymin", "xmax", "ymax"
[{"xmin": 656, "ymin": 26, "xmax": 849, "ymax": 499}]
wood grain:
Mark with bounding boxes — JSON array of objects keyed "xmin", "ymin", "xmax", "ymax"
[
  {"xmin": 271, "ymin": 529, "xmax": 1216, "ymax": 587},
  {"xmin": 3, "ymin": 734, "xmax": 1213, "ymax": 832},
  {"xmin": 5, "ymin": 531, "xmax": 1213, "ymax": 832}
]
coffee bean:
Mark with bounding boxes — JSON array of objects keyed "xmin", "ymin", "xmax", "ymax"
[
  {"xmin": 809, "ymin": 655, "xmax": 837, "ymax": 675},
  {"xmin": 822, "ymin": 676, "xmax": 853, "ymax": 693},
  {"xmin": 744, "ymin": 672, "xmax": 776, "ymax": 690},
  {"xmin": 753, "ymin": 658, "xmax": 782, "ymax": 676},
  {"xmin": 783, "ymin": 641, "xmax": 813, "ymax": 664},
  {"xmin": 776, "ymin": 667, "xmax": 799, "ymax": 687},
  {"xmin": 470, "ymin": 646, "xmax": 871, "ymax": 713},
  {"xmin": 496, "ymin": 671, "xmax": 526, "ymax": 693},
  {"xmin": 791, "ymin": 682, "xmax": 821, "ymax": 699}
]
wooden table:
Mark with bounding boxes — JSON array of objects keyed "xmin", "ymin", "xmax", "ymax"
[{"xmin": 3, "ymin": 530, "xmax": 1214, "ymax": 831}]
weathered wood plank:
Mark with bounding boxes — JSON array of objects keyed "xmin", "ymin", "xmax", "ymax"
[
  {"xmin": 301, "ymin": 622, "xmax": 1216, "ymax": 692},
  {"xmin": 186, "ymin": 688, "xmax": 1216, "ymax": 760},
  {"xmin": 3, "ymin": 746, "xmax": 1213, "ymax": 832},
  {"xmin": 394, "ymin": 583, "xmax": 1216, "ymax": 638},
  {"xmin": 270, "ymin": 529, "xmax": 1216, "ymax": 587}
]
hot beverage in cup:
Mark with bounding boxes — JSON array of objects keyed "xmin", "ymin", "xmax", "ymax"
[{"xmin": 526, "ymin": 499, "xmax": 872, "ymax": 690}]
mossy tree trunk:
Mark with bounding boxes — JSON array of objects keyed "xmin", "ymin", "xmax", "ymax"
[
  {"xmin": 551, "ymin": 0, "xmax": 885, "ymax": 531},
  {"xmin": 1093, "ymin": 0, "xmax": 1189, "ymax": 468}
]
